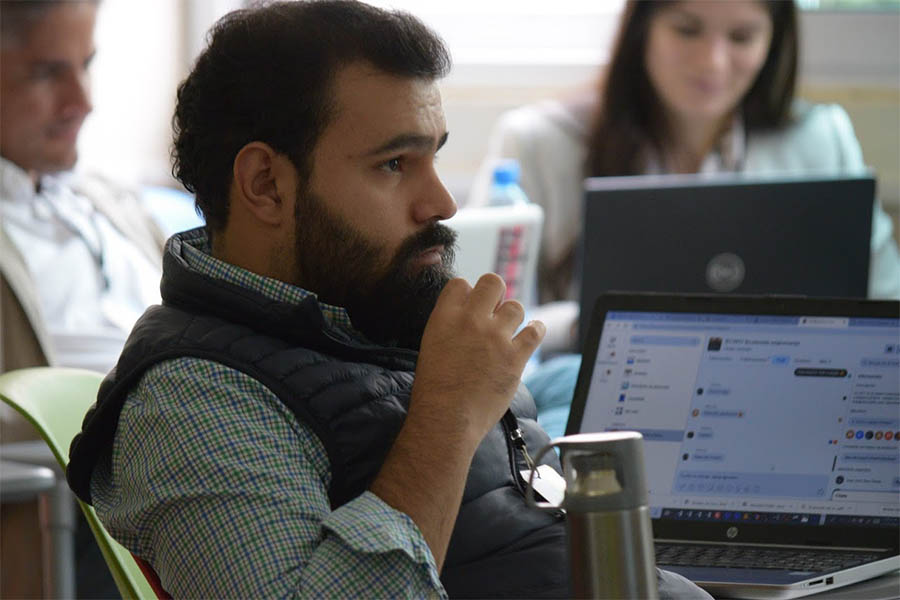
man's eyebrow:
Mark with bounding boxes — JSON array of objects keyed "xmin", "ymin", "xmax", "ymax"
[
  {"xmin": 29, "ymin": 50, "xmax": 96, "ymax": 72},
  {"xmin": 364, "ymin": 131, "xmax": 449, "ymax": 157}
]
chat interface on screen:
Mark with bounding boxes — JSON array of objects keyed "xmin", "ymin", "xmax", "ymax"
[{"xmin": 579, "ymin": 311, "xmax": 900, "ymax": 526}]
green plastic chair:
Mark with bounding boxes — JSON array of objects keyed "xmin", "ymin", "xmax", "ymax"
[{"xmin": 0, "ymin": 367, "xmax": 157, "ymax": 600}]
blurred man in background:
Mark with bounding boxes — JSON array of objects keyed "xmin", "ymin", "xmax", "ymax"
[{"xmin": 1, "ymin": 1, "xmax": 164, "ymax": 596}]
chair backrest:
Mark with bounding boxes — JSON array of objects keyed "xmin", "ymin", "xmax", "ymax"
[{"xmin": 0, "ymin": 367, "xmax": 159, "ymax": 600}]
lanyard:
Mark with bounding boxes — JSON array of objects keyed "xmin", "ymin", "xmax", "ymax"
[
  {"xmin": 36, "ymin": 192, "xmax": 110, "ymax": 290},
  {"xmin": 502, "ymin": 409, "xmax": 537, "ymax": 473}
]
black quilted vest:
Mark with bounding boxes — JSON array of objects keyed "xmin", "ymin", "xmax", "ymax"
[{"xmin": 67, "ymin": 231, "xmax": 570, "ymax": 598}]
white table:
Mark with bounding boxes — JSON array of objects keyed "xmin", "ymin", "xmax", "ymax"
[{"xmin": 0, "ymin": 459, "xmax": 55, "ymax": 501}]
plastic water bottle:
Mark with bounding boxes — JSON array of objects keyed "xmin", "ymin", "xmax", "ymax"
[
  {"xmin": 486, "ymin": 158, "xmax": 541, "ymax": 370},
  {"xmin": 489, "ymin": 159, "xmax": 529, "ymax": 206},
  {"xmin": 526, "ymin": 432, "xmax": 659, "ymax": 600},
  {"xmin": 487, "ymin": 159, "xmax": 530, "ymax": 303}
]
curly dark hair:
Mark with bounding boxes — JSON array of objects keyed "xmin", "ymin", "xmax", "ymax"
[{"xmin": 171, "ymin": 0, "xmax": 451, "ymax": 234}]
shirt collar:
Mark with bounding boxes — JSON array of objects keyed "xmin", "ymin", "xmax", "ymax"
[
  {"xmin": 174, "ymin": 227, "xmax": 357, "ymax": 332},
  {"xmin": 0, "ymin": 156, "xmax": 81, "ymax": 204},
  {"xmin": 0, "ymin": 157, "xmax": 38, "ymax": 204},
  {"xmin": 645, "ymin": 112, "xmax": 746, "ymax": 174}
]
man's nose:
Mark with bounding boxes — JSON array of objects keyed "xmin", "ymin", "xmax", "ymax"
[
  {"xmin": 413, "ymin": 169, "xmax": 457, "ymax": 224},
  {"xmin": 60, "ymin": 69, "xmax": 93, "ymax": 118}
]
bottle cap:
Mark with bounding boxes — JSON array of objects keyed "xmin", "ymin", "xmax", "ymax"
[
  {"xmin": 559, "ymin": 431, "xmax": 650, "ymax": 512},
  {"xmin": 492, "ymin": 159, "xmax": 520, "ymax": 185}
]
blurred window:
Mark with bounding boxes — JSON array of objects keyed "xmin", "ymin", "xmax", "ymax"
[
  {"xmin": 797, "ymin": 0, "xmax": 899, "ymax": 9},
  {"xmin": 366, "ymin": 1, "xmax": 626, "ymax": 65}
]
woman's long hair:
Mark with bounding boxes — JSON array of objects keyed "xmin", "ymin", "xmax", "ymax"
[{"xmin": 584, "ymin": 0, "xmax": 798, "ymax": 177}]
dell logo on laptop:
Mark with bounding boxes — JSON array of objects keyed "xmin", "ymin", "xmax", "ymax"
[
  {"xmin": 726, "ymin": 526, "xmax": 739, "ymax": 539},
  {"xmin": 706, "ymin": 253, "xmax": 745, "ymax": 292}
]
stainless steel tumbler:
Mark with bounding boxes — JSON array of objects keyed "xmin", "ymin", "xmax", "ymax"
[{"xmin": 526, "ymin": 431, "xmax": 658, "ymax": 600}]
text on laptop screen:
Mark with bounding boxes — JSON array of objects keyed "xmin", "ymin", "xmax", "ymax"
[{"xmin": 580, "ymin": 311, "xmax": 900, "ymax": 527}]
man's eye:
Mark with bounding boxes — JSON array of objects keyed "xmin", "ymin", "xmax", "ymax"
[
  {"xmin": 383, "ymin": 158, "xmax": 402, "ymax": 172},
  {"xmin": 31, "ymin": 66, "xmax": 58, "ymax": 80}
]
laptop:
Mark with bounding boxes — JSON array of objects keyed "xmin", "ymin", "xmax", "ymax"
[
  {"xmin": 578, "ymin": 173, "xmax": 875, "ymax": 344},
  {"xmin": 566, "ymin": 292, "xmax": 900, "ymax": 599},
  {"xmin": 445, "ymin": 203, "xmax": 543, "ymax": 308}
]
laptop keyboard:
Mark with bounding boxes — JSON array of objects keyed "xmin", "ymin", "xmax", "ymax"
[{"xmin": 655, "ymin": 543, "xmax": 881, "ymax": 572}]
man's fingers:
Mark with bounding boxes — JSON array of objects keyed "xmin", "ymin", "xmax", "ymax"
[
  {"xmin": 435, "ymin": 277, "xmax": 472, "ymax": 308},
  {"xmin": 467, "ymin": 273, "xmax": 506, "ymax": 313},
  {"xmin": 512, "ymin": 320, "xmax": 546, "ymax": 360},
  {"xmin": 494, "ymin": 299, "xmax": 525, "ymax": 332}
]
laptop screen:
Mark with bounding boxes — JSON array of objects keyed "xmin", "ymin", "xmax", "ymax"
[
  {"xmin": 569, "ymin": 295, "xmax": 900, "ymax": 540},
  {"xmin": 577, "ymin": 174, "xmax": 875, "ymax": 346}
]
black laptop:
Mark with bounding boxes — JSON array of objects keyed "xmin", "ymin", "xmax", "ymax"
[
  {"xmin": 578, "ymin": 173, "xmax": 875, "ymax": 345},
  {"xmin": 566, "ymin": 292, "xmax": 900, "ymax": 599}
]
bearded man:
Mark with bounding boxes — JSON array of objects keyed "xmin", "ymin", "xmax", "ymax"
[{"xmin": 66, "ymin": 2, "xmax": 710, "ymax": 598}]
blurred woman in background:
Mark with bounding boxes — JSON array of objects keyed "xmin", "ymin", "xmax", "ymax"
[{"xmin": 470, "ymin": 0, "xmax": 900, "ymax": 437}]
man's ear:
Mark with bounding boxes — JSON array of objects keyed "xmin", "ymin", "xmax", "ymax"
[{"xmin": 232, "ymin": 142, "xmax": 295, "ymax": 227}]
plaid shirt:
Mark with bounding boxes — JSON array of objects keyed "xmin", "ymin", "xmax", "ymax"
[{"xmin": 90, "ymin": 229, "xmax": 444, "ymax": 598}]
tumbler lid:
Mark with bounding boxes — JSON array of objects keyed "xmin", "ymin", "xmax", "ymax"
[{"xmin": 558, "ymin": 432, "xmax": 649, "ymax": 512}]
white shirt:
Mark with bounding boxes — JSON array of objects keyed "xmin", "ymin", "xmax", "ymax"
[
  {"xmin": 0, "ymin": 157, "xmax": 161, "ymax": 372},
  {"xmin": 645, "ymin": 114, "xmax": 746, "ymax": 175}
]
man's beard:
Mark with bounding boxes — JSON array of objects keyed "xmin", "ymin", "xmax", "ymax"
[{"xmin": 294, "ymin": 188, "xmax": 457, "ymax": 350}]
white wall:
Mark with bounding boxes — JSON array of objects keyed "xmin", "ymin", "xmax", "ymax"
[
  {"xmin": 77, "ymin": 0, "xmax": 244, "ymax": 187},
  {"xmin": 77, "ymin": 2, "xmax": 900, "ymax": 216},
  {"xmin": 436, "ymin": 9, "xmax": 900, "ymax": 206},
  {"xmin": 77, "ymin": 0, "xmax": 186, "ymax": 187}
]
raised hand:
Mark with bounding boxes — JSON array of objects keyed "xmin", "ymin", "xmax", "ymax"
[
  {"xmin": 370, "ymin": 273, "xmax": 545, "ymax": 572},
  {"xmin": 411, "ymin": 273, "xmax": 545, "ymax": 445}
]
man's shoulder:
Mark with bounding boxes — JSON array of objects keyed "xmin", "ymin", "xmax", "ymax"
[
  {"xmin": 66, "ymin": 169, "xmax": 135, "ymax": 197},
  {"xmin": 67, "ymin": 170, "xmax": 167, "ymax": 257},
  {"xmin": 121, "ymin": 301, "xmax": 407, "ymax": 396},
  {"xmin": 112, "ymin": 354, "xmax": 330, "ymax": 496},
  {"xmin": 132, "ymin": 355, "xmax": 297, "ymax": 423}
]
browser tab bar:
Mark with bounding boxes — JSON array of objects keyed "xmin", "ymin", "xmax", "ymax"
[{"xmin": 798, "ymin": 317, "xmax": 849, "ymax": 328}]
